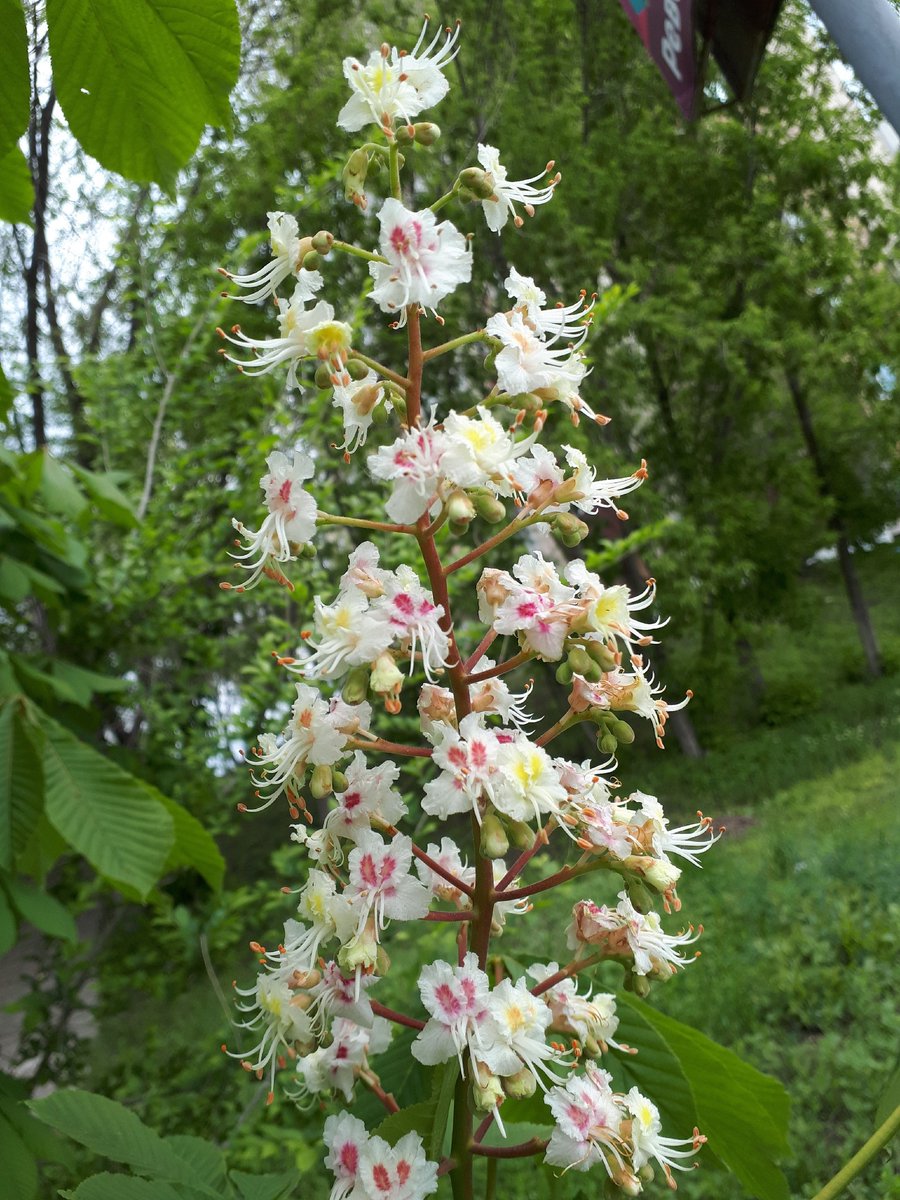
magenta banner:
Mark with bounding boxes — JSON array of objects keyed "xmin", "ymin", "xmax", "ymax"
[{"xmin": 619, "ymin": 0, "xmax": 697, "ymax": 118}]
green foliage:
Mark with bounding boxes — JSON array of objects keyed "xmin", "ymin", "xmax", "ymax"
[
  {"xmin": 0, "ymin": 144, "xmax": 33, "ymax": 222},
  {"xmin": 30, "ymin": 1089, "xmax": 299, "ymax": 1200}
]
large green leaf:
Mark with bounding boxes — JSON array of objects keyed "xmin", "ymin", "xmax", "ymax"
[
  {"xmin": 40, "ymin": 715, "xmax": 174, "ymax": 899},
  {"xmin": 69, "ymin": 464, "xmax": 139, "ymax": 528},
  {"xmin": 46, "ymin": 0, "xmax": 240, "ymax": 187},
  {"xmin": 374, "ymin": 1100, "xmax": 439, "ymax": 1148},
  {"xmin": 62, "ymin": 1174, "xmax": 187, "ymax": 1200},
  {"xmin": 0, "ymin": 144, "xmax": 33, "ymax": 224},
  {"xmin": 0, "ymin": 1108, "xmax": 38, "ymax": 1200},
  {"xmin": 29, "ymin": 1090, "xmax": 219, "ymax": 1195},
  {"xmin": 606, "ymin": 995, "xmax": 698, "ymax": 1135},
  {"xmin": 230, "ymin": 1170, "xmax": 299, "ymax": 1200},
  {"xmin": 0, "ymin": 0, "xmax": 29, "ymax": 156},
  {"xmin": 164, "ymin": 1134, "xmax": 228, "ymax": 1189},
  {"xmin": 0, "ymin": 696, "xmax": 44, "ymax": 869},
  {"xmin": 620, "ymin": 996, "xmax": 791, "ymax": 1200},
  {"xmin": 40, "ymin": 452, "xmax": 89, "ymax": 519},
  {"xmin": 0, "ymin": 885, "xmax": 16, "ymax": 954},
  {"xmin": 3, "ymin": 874, "xmax": 78, "ymax": 942},
  {"xmin": 158, "ymin": 791, "xmax": 225, "ymax": 891}
]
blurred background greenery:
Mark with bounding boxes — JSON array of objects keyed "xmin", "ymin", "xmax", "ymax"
[{"xmin": 1, "ymin": 1, "xmax": 898, "ymax": 1196}]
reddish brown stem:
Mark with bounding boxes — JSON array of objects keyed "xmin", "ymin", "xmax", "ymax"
[
  {"xmin": 473, "ymin": 1113, "xmax": 495, "ymax": 1143},
  {"xmin": 530, "ymin": 951, "xmax": 605, "ymax": 997},
  {"xmin": 370, "ymin": 1000, "xmax": 425, "ymax": 1031},
  {"xmin": 465, "ymin": 650, "xmax": 533, "ymax": 684},
  {"xmin": 464, "ymin": 628, "xmax": 498, "ymax": 672},
  {"xmin": 496, "ymin": 823, "xmax": 553, "ymax": 891},
  {"xmin": 359, "ymin": 1070, "xmax": 401, "ymax": 1113},
  {"xmin": 444, "ymin": 510, "xmax": 544, "ymax": 575},
  {"xmin": 424, "ymin": 910, "xmax": 472, "ymax": 922},
  {"xmin": 409, "ymin": 842, "xmax": 474, "ymax": 897},
  {"xmin": 496, "ymin": 861, "xmax": 592, "ymax": 902},
  {"xmin": 535, "ymin": 709, "xmax": 577, "ymax": 747},
  {"xmin": 470, "ymin": 1139, "xmax": 549, "ymax": 1159},
  {"xmin": 354, "ymin": 736, "xmax": 433, "ymax": 758}
]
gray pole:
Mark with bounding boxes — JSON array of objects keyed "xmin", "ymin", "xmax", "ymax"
[{"xmin": 808, "ymin": 0, "xmax": 900, "ymax": 134}]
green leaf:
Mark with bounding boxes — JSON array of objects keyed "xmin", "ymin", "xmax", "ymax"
[
  {"xmin": 0, "ymin": 555, "xmax": 31, "ymax": 603},
  {"xmin": 40, "ymin": 452, "xmax": 89, "ymax": 518},
  {"xmin": 63, "ymin": 1174, "xmax": 186, "ymax": 1200},
  {"xmin": 0, "ymin": 696, "xmax": 45, "ymax": 869},
  {"xmin": 0, "ymin": 1094, "xmax": 76, "ymax": 1168},
  {"xmin": 164, "ymin": 1134, "xmax": 228, "ymax": 1189},
  {"xmin": 230, "ymin": 1169, "xmax": 299, "ymax": 1200},
  {"xmin": 3, "ymin": 874, "xmax": 78, "ymax": 942},
  {"xmin": 28, "ymin": 1091, "xmax": 219, "ymax": 1195},
  {"xmin": 158, "ymin": 792, "xmax": 225, "ymax": 891},
  {"xmin": 46, "ymin": 0, "xmax": 240, "ymax": 187},
  {"xmin": 0, "ymin": 144, "xmax": 33, "ymax": 224},
  {"xmin": 606, "ymin": 995, "xmax": 698, "ymax": 1135},
  {"xmin": 40, "ymin": 715, "xmax": 174, "ymax": 899},
  {"xmin": 50, "ymin": 662, "xmax": 129, "ymax": 708},
  {"xmin": 0, "ymin": 884, "xmax": 17, "ymax": 952},
  {"xmin": 0, "ymin": 1109, "xmax": 38, "ymax": 1200},
  {"xmin": 11, "ymin": 657, "xmax": 85, "ymax": 706},
  {"xmin": 375, "ymin": 1100, "xmax": 438, "ymax": 1147},
  {"xmin": 69, "ymin": 464, "xmax": 138, "ymax": 527},
  {"xmin": 428, "ymin": 1062, "xmax": 457, "ymax": 1161},
  {"xmin": 620, "ymin": 996, "xmax": 791, "ymax": 1200},
  {"xmin": 0, "ymin": 0, "xmax": 28, "ymax": 156},
  {"xmin": 479, "ymin": 1120, "xmax": 553, "ymax": 1149}
]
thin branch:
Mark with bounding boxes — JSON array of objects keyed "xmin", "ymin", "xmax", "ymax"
[
  {"xmin": 370, "ymin": 1000, "xmax": 425, "ymax": 1031},
  {"xmin": 466, "ymin": 650, "xmax": 533, "ymax": 684}
]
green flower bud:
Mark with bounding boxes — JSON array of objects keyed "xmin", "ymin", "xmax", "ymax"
[
  {"xmin": 507, "ymin": 392, "xmax": 541, "ymax": 413},
  {"xmin": 506, "ymin": 819, "xmax": 534, "ymax": 850},
  {"xmin": 298, "ymin": 542, "xmax": 317, "ymax": 559},
  {"xmin": 342, "ymin": 666, "xmax": 370, "ymax": 705},
  {"xmin": 502, "ymin": 1067, "xmax": 537, "ymax": 1099},
  {"xmin": 567, "ymin": 646, "xmax": 594, "ymax": 677},
  {"xmin": 372, "ymin": 402, "xmax": 390, "ymax": 426},
  {"xmin": 309, "ymin": 764, "xmax": 333, "ymax": 799},
  {"xmin": 586, "ymin": 641, "xmax": 619, "ymax": 671},
  {"xmin": 631, "ymin": 972, "xmax": 651, "ymax": 999},
  {"xmin": 346, "ymin": 358, "xmax": 370, "ymax": 381},
  {"xmin": 331, "ymin": 770, "xmax": 348, "ymax": 794},
  {"xmin": 395, "ymin": 124, "xmax": 415, "ymax": 144},
  {"xmin": 638, "ymin": 1164, "xmax": 655, "ymax": 1183},
  {"xmin": 480, "ymin": 809, "xmax": 509, "ymax": 859},
  {"xmin": 311, "ymin": 230, "xmax": 334, "ymax": 254},
  {"xmin": 459, "ymin": 166, "xmax": 495, "ymax": 199},
  {"xmin": 389, "ymin": 392, "xmax": 408, "ymax": 422},
  {"xmin": 554, "ymin": 512, "xmax": 590, "ymax": 547},
  {"xmin": 315, "ymin": 364, "xmax": 334, "ymax": 390},
  {"xmin": 598, "ymin": 732, "xmax": 618, "ymax": 755},
  {"xmin": 456, "ymin": 185, "xmax": 478, "ymax": 204},
  {"xmin": 610, "ymin": 718, "xmax": 635, "ymax": 744},
  {"xmin": 302, "ymin": 250, "xmax": 321, "ymax": 270},
  {"xmin": 342, "ymin": 147, "xmax": 369, "ymax": 206},
  {"xmin": 414, "ymin": 122, "xmax": 440, "ymax": 145},
  {"xmin": 472, "ymin": 493, "xmax": 507, "ymax": 524},
  {"xmin": 448, "ymin": 489, "xmax": 476, "ymax": 526},
  {"xmin": 556, "ymin": 661, "xmax": 574, "ymax": 685},
  {"xmin": 625, "ymin": 876, "xmax": 656, "ymax": 914}
]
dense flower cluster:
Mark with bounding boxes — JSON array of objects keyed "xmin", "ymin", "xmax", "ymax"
[{"xmin": 220, "ymin": 17, "xmax": 716, "ymax": 1199}]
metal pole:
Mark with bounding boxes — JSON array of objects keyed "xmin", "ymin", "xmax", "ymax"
[{"xmin": 807, "ymin": 0, "xmax": 900, "ymax": 134}]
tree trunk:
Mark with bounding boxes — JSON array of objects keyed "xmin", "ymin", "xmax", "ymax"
[{"xmin": 786, "ymin": 370, "xmax": 882, "ymax": 678}]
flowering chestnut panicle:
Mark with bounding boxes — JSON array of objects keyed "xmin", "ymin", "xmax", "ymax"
[{"xmin": 217, "ymin": 18, "xmax": 721, "ymax": 1199}]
